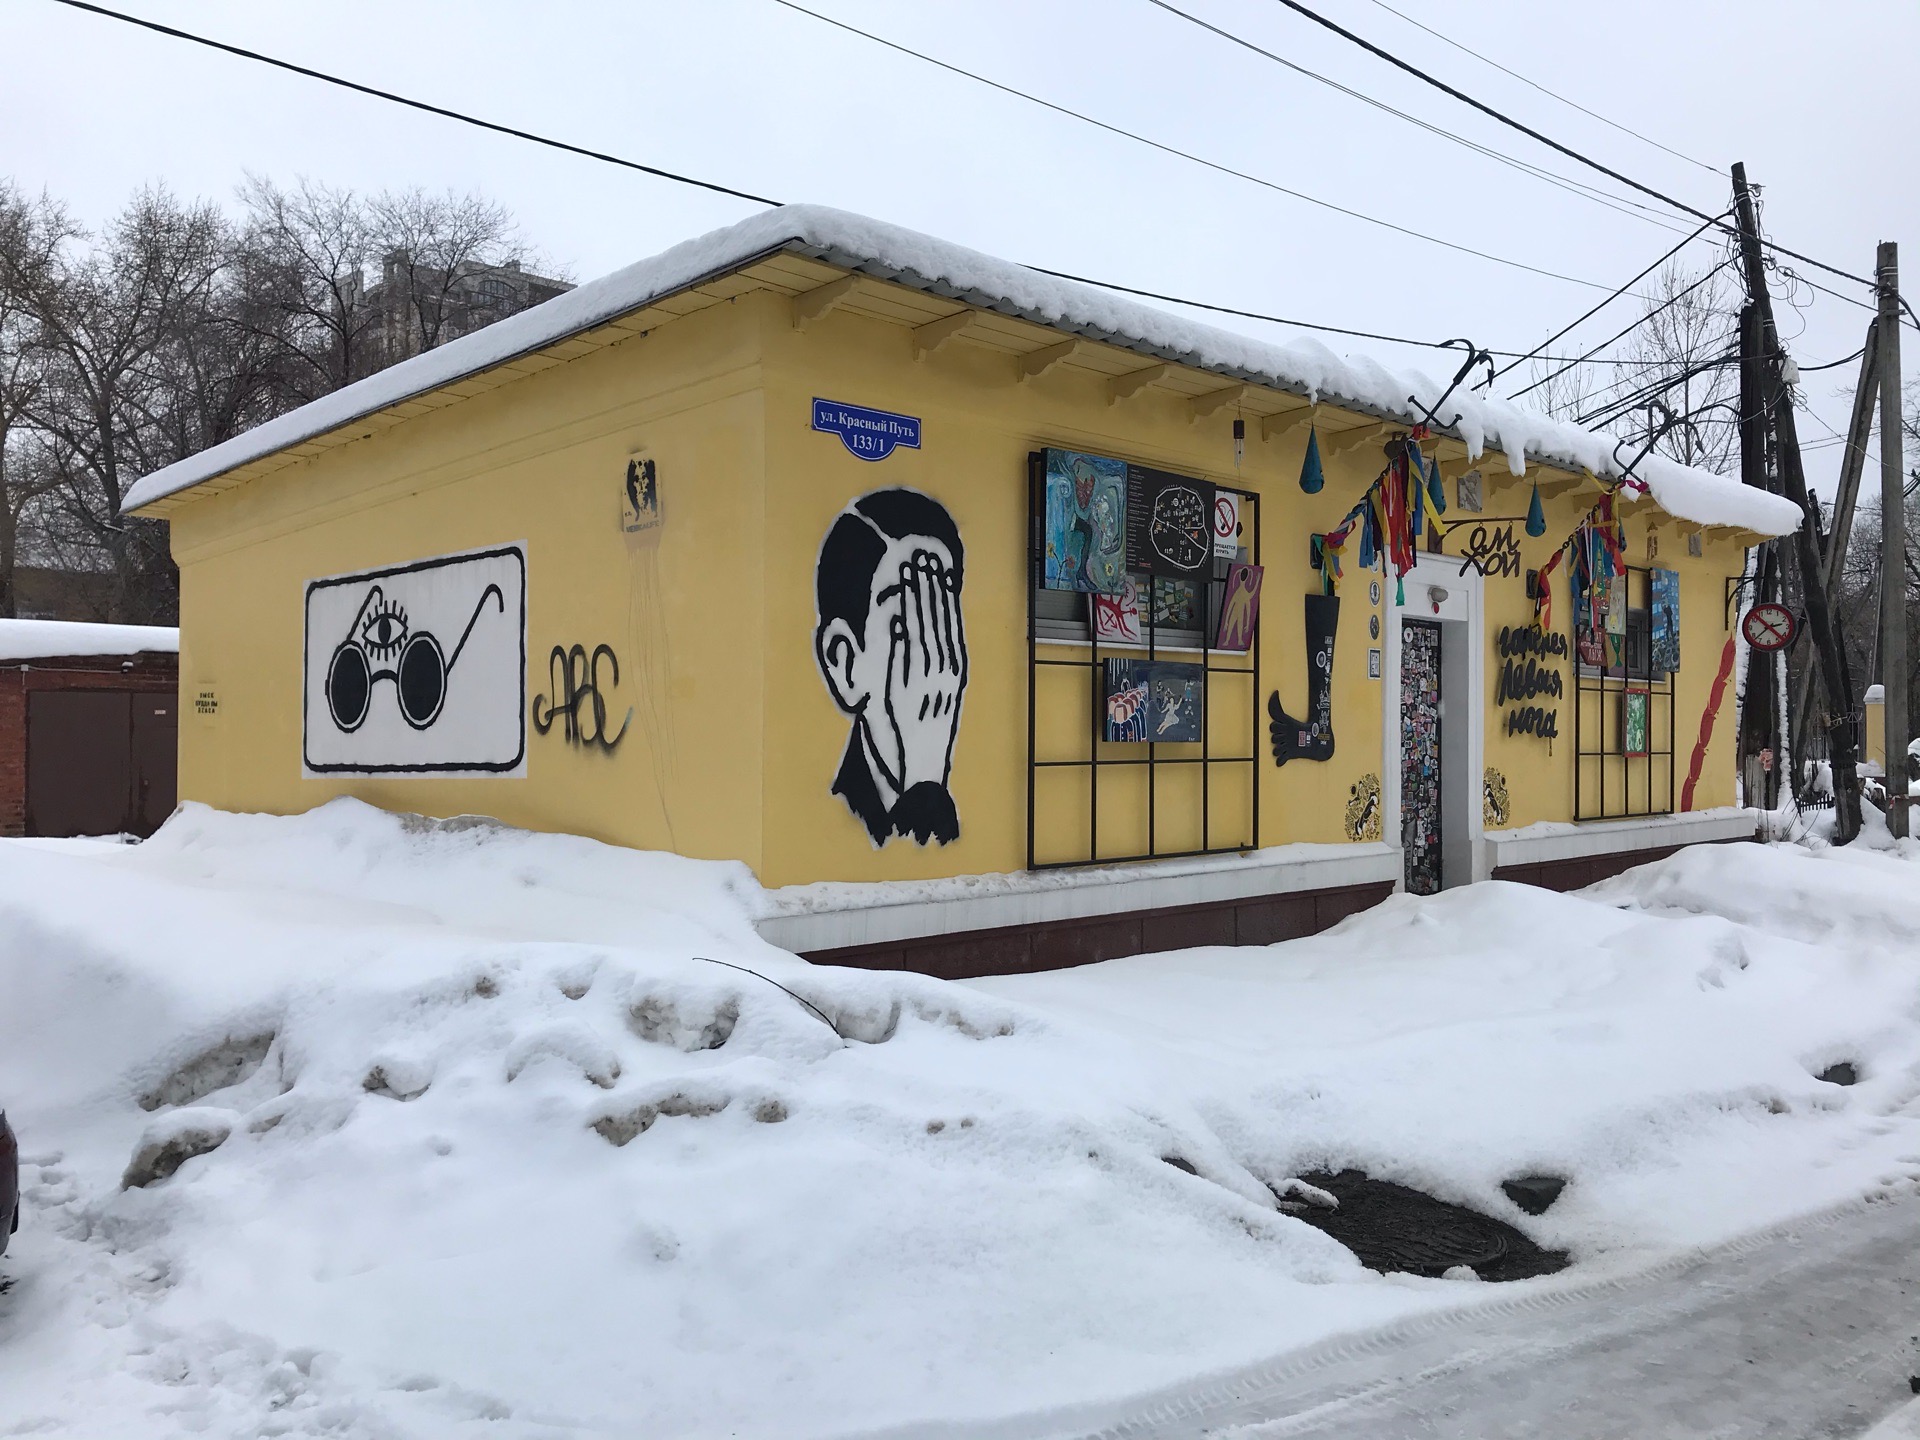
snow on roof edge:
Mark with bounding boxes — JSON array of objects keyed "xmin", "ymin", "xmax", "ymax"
[
  {"xmin": 0, "ymin": 618, "xmax": 178, "ymax": 662},
  {"xmin": 123, "ymin": 204, "xmax": 1802, "ymax": 538}
]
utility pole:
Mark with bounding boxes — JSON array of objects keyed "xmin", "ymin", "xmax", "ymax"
[
  {"xmin": 1730, "ymin": 163, "xmax": 1861, "ymax": 840},
  {"xmin": 1877, "ymin": 242, "xmax": 1909, "ymax": 835},
  {"xmin": 1735, "ymin": 301, "xmax": 1773, "ymax": 804},
  {"xmin": 1788, "ymin": 325, "xmax": 1879, "ymax": 777}
]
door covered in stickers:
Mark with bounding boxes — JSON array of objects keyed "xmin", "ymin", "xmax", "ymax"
[{"xmin": 1400, "ymin": 618, "xmax": 1443, "ymax": 896}]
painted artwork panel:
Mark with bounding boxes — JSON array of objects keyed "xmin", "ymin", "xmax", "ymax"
[
  {"xmin": 1147, "ymin": 662, "xmax": 1205, "ymax": 742},
  {"xmin": 1650, "ymin": 567, "xmax": 1681, "ymax": 673},
  {"xmin": 1622, "ymin": 687, "xmax": 1650, "ymax": 756},
  {"xmin": 1103, "ymin": 658, "xmax": 1151, "ymax": 742},
  {"xmin": 1043, "ymin": 449, "xmax": 1127, "ymax": 593},
  {"xmin": 1149, "ymin": 577, "xmax": 1201, "ymax": 631},
  {"xmin": 1125, "ymin": 465, "xmax": 1216, "ymax": 578},
  {"xmin": 1091, "ymin": 573, "xmax": 1143, "ymax": 645},
  {"xmin": 303, "ymin": 545, "xmax": 527, "ymax": 776},
  {"xmin": 1215, "ymin": 562, "xmax": 1264, "ymax": 652}
]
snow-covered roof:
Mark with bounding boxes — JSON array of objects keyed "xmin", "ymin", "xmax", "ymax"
[
  {"xmin": 123, "ymin": 205, "xmax": 1803, "ymax": 538},
  {"xmin": 0, "ymin": 618, "xmax": 178, "ymax": 662}
]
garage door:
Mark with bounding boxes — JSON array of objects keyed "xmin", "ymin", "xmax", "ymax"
[{"xmin": 27, "ymin": 691, "xmax": 132, "ymax": 837}]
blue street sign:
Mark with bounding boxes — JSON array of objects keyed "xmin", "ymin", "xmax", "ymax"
[{"xmin": 811, "ymin": 398, "xmax": 922, "ymax": 462}]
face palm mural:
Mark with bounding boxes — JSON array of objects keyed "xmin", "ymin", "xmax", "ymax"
[{"xmin": 814, "ymin": 489, "xmax": 968, "ymax": 846}]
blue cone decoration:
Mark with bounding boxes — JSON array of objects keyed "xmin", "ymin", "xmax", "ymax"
[
  {"xmin": 1299, "ymin": 425, "xmax": 1325, "ymax": 494},
  {"xmin": 1426, "ymin": 454, "xmax": 1446, "ymax": 513},
  {"xmin": 1525, "ymin": 482, "xmax": 1546, "ymax": 537}
]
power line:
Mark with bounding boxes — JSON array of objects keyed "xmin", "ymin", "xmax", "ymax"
[
  {"xmin": 44, "ymin": 0, "xmax": 782, "ymax": 207},
  {"xmin": 772, "ymin": 0, "xmax": 1665, "ymax": 289},
  {"xmin": 1487, "ymin": 211, "xmax": 1730, "ymax": 384},
  {"xmin": 1506, "ymin": 259, "xmax": 1738, "ymax": 402},
  {"xmin": 1020, "ymin": 267, "xmax": 1719, "ymax": 364},
  {"xmin": 1258, "ymin": 0, "xmax": 1882, "ymax": 292},
  {"xmin": 32, "ymin": 0, "xmax": 1806, "ymax": 393},
  {"xmin": 1139, "ymin": 0, "xmax": 1691, "ymax": 234},
  {"xmin": 1359, "ymin": 0, "xmax": 1721, "ymax": 175}
]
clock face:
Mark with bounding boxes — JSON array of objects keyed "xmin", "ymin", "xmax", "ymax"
[
  {"xmin": 1742, "ymin": 604, "xmax": 1796, "ymax": 652},
  {"xmin": 1149, "ymin": 485, "xmax": 1211, "ymax": 573}
]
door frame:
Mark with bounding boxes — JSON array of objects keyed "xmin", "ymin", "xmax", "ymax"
[{"xmin": 1380, "ymin": 552, "xmax": 1486, "ymax": 891}]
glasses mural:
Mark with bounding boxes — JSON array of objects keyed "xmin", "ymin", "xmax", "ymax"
[{"xmin": 303, "ymin": 545, "xmax": 527, "ymax": 775}]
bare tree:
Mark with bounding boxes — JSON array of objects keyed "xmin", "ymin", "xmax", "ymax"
[
  {"xmin": 17, "ymin": 187, "xmax": 230, "ymax": 621},
  {"xmin": 0, "ymin": 184, "xmax": 77, "ymax": 616},
  {"xmin": 0, "ymin": 173, "xmax": 563, "ymax": 623},
  {"xmin": 235, "ymin": 174, "xmax": 379, "ymax": 399},
  {"xmin": 1593, "ymin": 260, "xmax": 1742, "ymax": 474},
  {"xmin": 368, "ymin": 187, "xmax": 523, "ymax": 360}
]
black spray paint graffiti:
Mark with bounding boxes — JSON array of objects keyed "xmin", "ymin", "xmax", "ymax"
[
  {"xmin": 1495, "ymin": 624, "xmax": 1566, "ymax": 739},
  {"xmin": 327, "ymin": 583, "xmax": 504, "ymax": 733},
  {"xmin": 815, "ymin": 488, "xmax": 967, "ymax": 847},
  {"xmin": 1269, "ymin": 593, "xmax": 1340, "ymax": 766},
  {"xmin": 532, "ymin": 644, "xmax": 632, "ymax": 751},
  {"xmin": 1456, "ymin": 522, "xmax": 1523, "ymax": 579}
]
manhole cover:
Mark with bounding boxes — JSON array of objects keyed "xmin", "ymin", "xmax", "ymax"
[{"xmin": 1289, "ymin": 1169, "xmax": 1569, "ymax": 1281}]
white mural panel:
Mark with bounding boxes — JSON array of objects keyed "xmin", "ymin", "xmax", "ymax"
[{"xmin": 303, "ymin": 545, "xmax": 526, "ymax": 776}]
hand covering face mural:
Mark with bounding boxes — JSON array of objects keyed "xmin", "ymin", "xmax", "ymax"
[{"xmin": 815, "ymin": 489, "xmax": 968, "ymax": 846}]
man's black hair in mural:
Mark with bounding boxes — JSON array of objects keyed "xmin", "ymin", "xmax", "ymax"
[{"xmin": 815, "ymin": 488, "xmax": 968, "ymax": 846}]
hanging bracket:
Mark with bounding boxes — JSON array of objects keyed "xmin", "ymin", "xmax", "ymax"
[{"xmin": 1406, "ymin": 339, "xmax": 1494, "ymax": 432}]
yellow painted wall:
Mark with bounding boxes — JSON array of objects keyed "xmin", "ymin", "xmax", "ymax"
[
  {"xmin": 165, "ymin": 281, "xmax": 1751, "ymax": 889},
  {"xmin": 1478, "ymin": 486, "xmax": 1742, "ymax": 829},
  {"xmin": 171, "ymin": 296, "xmax": 771, "ymax": 872}
]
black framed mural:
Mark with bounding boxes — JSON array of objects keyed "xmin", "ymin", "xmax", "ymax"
[
  {"xmin": 814, "ymin": 488, "xmax": 968, "ymax": 847},
  {"xmin": 302, "ymin": 545, "xmax": 527, "ymax": 776}
]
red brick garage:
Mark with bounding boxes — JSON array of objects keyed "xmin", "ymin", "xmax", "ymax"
[{"xmin": 0, "ymin": 621, "xmax": 179, "ymax": 838}]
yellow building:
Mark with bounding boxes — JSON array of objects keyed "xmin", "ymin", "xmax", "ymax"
[{"xmin": 127, "ymin": 206, "xmax": 1800, "ymax": 976}]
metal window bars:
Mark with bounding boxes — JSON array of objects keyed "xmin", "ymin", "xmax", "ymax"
[
  {"xmin": 1572, "ymin": 564, "xmax": 1677, "ymax": 820},
  {"xmin": 1026, "ymin": 451, "xmax": 1263, "ymax": 869}
]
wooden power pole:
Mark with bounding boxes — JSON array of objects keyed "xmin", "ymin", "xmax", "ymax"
[
  {"xmin": 1788, "ymin": 324, "xmax": 1879, "ymax": 775},
  {"xmin": 1877, "ymin": 242, "xmax": 1909, "ymax": 835},
  {"xmin": 1731, "ymin": 163, "xmax": 1861, "ymax": 841}
]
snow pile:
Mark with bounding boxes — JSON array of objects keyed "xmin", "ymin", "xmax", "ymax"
[
  {"xmin": 0, "ymin": 617, "xmax": 177, "ymax": 661},
  {"xmin": 3, "ymin": 804, "xmax": 1919, "ymax": 1438},
  {"xmin": 123, "ymin": 206, "xmax": 1799, "ymax": 537}
]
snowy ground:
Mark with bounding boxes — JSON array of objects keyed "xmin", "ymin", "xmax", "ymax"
[{"xmin": 2, "ymin": 802, "xmax": 1919, "ymax": 1439}]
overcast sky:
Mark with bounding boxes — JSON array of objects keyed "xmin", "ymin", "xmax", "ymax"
[{"xmin": 5, "ymin": 0, "xmax": 1914, "ymax": 493}]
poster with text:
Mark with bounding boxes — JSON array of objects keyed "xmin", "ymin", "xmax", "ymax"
[
  {"xmin": 304, "ymin": 545, "xmax": 527, "ymax": 776},
  {"xmin": 1125, "ymin": 464, "xmax": 1215, "ymax": 579}
]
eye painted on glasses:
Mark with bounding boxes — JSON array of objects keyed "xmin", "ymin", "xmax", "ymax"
[{"xmin": 360, "ymin": 596, "xmax": 410, "ymax": 659}]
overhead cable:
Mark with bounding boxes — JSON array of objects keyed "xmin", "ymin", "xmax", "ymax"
[
  {"xmin": 1257, "ymin": 0, "xmax": 1881, "ymax": 292},
  {"xmin": 1360, "ymin": 0, "xmax": 1721, "ymax": 175},
  {"xmin": 771, "ymin": 0, "xmax": 1667, "ymax": 287},
  {"xmin": 43, "ymin": 0, "xmax": 781, "ymax": 206},
  {"xmin": 1139, "ymin": 0, "xmax": 1690, "ymax": 233},
  {"xmin": 1505, "ymin": 260, "xmax": 1737, "ymax": 402},
  {"xmin": 35, "ymin": 0, "xmax": 1788, "ymax": 392},
  {"xmin": 1487, "ymin": 212, "xmax": 1731, "ymax": 384}
]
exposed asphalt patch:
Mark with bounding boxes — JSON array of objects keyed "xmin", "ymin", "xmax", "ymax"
[{"xmin": 1292, "ymin": 1169, "xmax": 1570, "ymax": 1281}]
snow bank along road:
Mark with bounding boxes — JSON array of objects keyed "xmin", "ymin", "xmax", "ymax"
[{"xmin": 1, "ymin": 802, "xmax": 1918, "ymax": 1438}]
